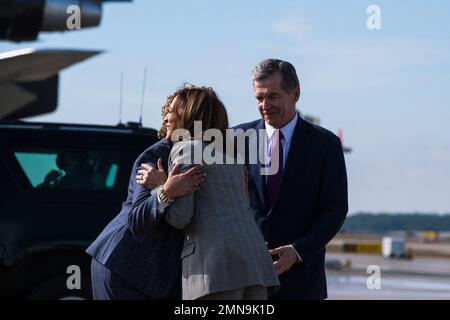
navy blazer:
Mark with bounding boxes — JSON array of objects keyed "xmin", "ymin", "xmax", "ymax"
[
  {"xmin": 234, "ymin": 115, "xmax": 348, "ymax": 299},
  {"xmin": 86, "ymin": 138, "xmax": 183, "ymax": 299}
]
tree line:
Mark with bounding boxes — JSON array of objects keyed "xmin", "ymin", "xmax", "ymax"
[{"xmin": 341, "ymin": 212, "xmax": 450, "ymax": 232}]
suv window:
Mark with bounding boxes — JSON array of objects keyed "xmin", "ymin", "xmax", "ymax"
[{"xmin": 14, "ymin": 148, "xmax": 120, "ymax": 190}]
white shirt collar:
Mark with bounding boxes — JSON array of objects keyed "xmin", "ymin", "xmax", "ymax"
[{"xmin": 265, "ymin": 113, "xmax": 298, "ymax": 143}]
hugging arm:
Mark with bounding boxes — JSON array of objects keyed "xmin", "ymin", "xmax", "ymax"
[
  {"xmin": 163, "ymin": 143, "xmax": 198, "ymax": 229},
  {"xmin": 163, "ymin": 162, "xmax": 197, "ymax": 230},
  {"xmin": 127, "ymin": 153, "xmax": 165, "ymax": 236}
]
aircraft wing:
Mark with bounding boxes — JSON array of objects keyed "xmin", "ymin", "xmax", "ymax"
[{"xmin": 0, "ymin": 48, "xmax": 101, "ymax": 120}]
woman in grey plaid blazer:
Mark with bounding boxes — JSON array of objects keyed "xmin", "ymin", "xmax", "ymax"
[{"xmin": 155, "ymin": 85, "xmax": 280, "ymax": 300}]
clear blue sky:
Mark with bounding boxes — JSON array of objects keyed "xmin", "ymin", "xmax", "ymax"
[{"xmin": 1, "ymin": 0, "xmax": 449, "ymax": 214}]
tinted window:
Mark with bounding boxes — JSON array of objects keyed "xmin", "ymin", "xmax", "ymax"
[{"xmin": 14, "ymin": 148, "xmax": 120, "ymax": 190}]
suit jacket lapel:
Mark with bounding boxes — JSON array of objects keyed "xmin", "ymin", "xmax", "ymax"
[
  {"xmin": 268, "ymin": 116, "xmax": 312, "ymax": 215},
  {"xmin": 249, "ymin": 119, "xmax": 268, "ymax": 209}
]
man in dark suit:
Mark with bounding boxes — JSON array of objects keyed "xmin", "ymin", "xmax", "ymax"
[
  {"xmin": 86, "ymin": 108, "xmax": 205, "ymax": 299},
  {"xmin": 235, "ymin": 59, "xmax": 348, "ymax": 300}
]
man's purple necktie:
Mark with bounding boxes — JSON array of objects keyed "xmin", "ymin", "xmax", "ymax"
[{"xmin": 267, "ymin": 129, "xmax": 284, "ymax": 207}]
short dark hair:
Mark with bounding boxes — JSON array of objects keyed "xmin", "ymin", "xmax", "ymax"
[{"xmin": 251, "ymin": 58, "xmax": 300, "ymax": 93}]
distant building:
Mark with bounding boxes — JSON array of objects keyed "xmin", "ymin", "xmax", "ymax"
[
  {"xmin": 303, "ymin": 114, "xmax": 321, "ymax": 126},
  {"xmin": 302, "ymin": 112, "xmax": 352, "ymax": 153}
]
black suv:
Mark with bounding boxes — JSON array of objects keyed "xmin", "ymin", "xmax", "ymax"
[{"xmin": 0, "ymin": 121, "xmax": 158, "ymax": 299}]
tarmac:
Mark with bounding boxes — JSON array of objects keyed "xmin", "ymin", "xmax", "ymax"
[{"xmin": 326, "ymin": 253, "xmax": 450, "ymax": 300}]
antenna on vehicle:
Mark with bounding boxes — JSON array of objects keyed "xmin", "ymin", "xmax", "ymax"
[
  {"xmin": 118, "ymin": 72, "xmax": 124, "ymax": 126},
  {"xmin": 139, "ymin": 67, "xmax": 147, "ymax": 127}
]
